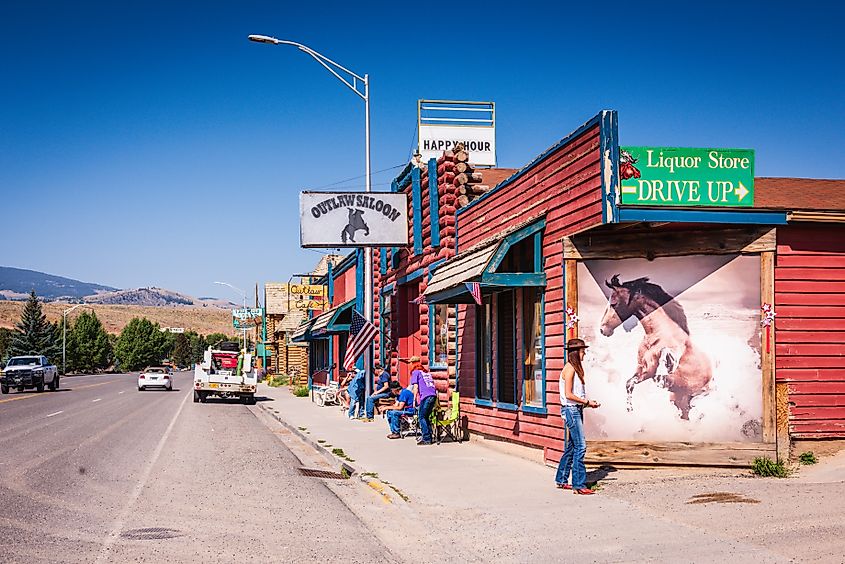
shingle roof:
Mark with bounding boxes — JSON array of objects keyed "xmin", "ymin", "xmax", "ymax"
[{"xmin": 755, "ymin": 177, "xmax": 845, "ymax": 211}]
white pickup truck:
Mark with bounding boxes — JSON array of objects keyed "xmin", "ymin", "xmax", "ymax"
[
  {"xmin": 0, "ymin": 355, "xmax": 59, "ymax": 394},
  {"xmin": 193, "ymin": 343, "xmax": 257, "ymax": 405}
]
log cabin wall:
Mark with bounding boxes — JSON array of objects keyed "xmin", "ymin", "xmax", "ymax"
[
  {"xmin": 775, "ymin": 222, "xmax": 845, "ymax": 440},
  {"xmin": 376, "ymin": 153, "xmax": 516, "ymax": 398},
  {"xmin": 453, "ymin": 112, "xmax": 612, "ymax": 460}
]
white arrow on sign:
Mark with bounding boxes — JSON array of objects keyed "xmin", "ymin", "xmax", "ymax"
[{"xmin": 735, "ymin": 181, "xmax": 750, "ymax": 201}]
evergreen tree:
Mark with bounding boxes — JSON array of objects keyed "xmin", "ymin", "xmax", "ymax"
[
  {"xmin": 205, "ymin": 332, "xmax": 229, "ymax": 349},
  {"xmin": 0, "ymin": 328, "xmax": 13, "ymax": 362},
  {"xmin": 170, "ymin": 333, "xmax": 192, "ymax": 368},
  {"xmin": 66, "ymin": 311, "xmax": 112, "ymax": 373},
  {"xmin": 185, "ymin": 331, "xmax": 206, "ymax": 364},
  {"xmin": 114, "ymin": 317, "xmax": 169, "ymax": 371},
  {"xmin": 8, "ymin": 291, "xmax": 60, "ymax": 359}
]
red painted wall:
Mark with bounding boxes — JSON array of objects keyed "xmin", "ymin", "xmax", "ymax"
[
  {"xmin": 455, "ymin": 122, "xmax": 605, "ymax": 460},
  {"xmin": 775, "ymin": 223, "xmax": 845, "ymax": 438}
]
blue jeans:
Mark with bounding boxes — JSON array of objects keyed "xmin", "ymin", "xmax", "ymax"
[
  {"xmin": 555, "ymin": 405, "xmax": 587, "ymax": 489},
  {"xmin": 386, "ymin": 408, "xmax": 414, "ymax": 434},
  {"xmin": 348, "ymin": 386, "xmax": 365, "ymax": 418},
  {"xmin": 417, "ymin": 395, "xmax": 437, "ymax": 443},
  {"xmin": 365, "ymin": 392, "xmax": 391, "ymax": 419}
]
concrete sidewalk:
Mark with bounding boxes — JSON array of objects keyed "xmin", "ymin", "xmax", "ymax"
[{"xmin": 253, "ymin": 383, "xmax": 841, "ymax": 563}]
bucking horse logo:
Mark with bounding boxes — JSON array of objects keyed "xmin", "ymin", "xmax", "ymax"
[{"xmin": 341, "ymin": 208, "xmax": 369, "ymax": 243}]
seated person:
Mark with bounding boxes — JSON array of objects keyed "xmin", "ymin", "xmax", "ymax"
[
  {"xmin": 338, "ymin": 369, "xmax": 355, "ymax": 409},
  {"xmin": 363, "ymin": 361, "xmax": 392, "ymax": 421},
  {"xmin": 385, "ymin": 381, "xmax": 415, "ymax": 439}
]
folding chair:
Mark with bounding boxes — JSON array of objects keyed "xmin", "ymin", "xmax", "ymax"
[
  {"xmin": 434, "ymin": 391, "xmax": 462, "ymax": 444},
  {"xmin": 399, "ymin": 411, "xmax": 420, "ymax": 439}
]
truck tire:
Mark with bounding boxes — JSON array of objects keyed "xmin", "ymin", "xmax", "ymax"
[
  {"xmin": 193, "ymin": 390, "xmax": 199, "ymax": 403},
  {"xmin": 49, "ymin": 375, "xmax": 59, "ymax": 391},
  {"xmin": 199, "ymin": 392, "xmax": 207, "ymax": 403},
  {"xmin": 0, "ymin": 384, "xmax": 7, "ymax": 394},
  {"xmin": 36, "ymin": 378, "xmax": 44, "ymax": 393}
]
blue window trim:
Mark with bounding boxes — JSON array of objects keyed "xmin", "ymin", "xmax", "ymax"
[
  {"xmin": 475, "ymin": 296, "xmax": 492, "ymax": 401},
  {"xmin": 428, "ymin": 258, "xmax": 446, "ymax": 276},
  {"xmin": 326, "ymin": 261, "xmax": 334, "ymax": 305},
  {"xmin": 521, "ymin": 287, "xmax": 547, "ymax": 413},
  {"xmin": 379, "ymin": 247, "xmax": 387, "ymax": 275},
  {"xmin": 617, "ymin": 208, "xmax": 788, "ymax": 225},
  {"xmin": 379, "ymin": 292, "xmax": 391, "ymax": 366},
  {"xmin": 428, "ymin": 303, "xmax": 454, "ymax": 370},
  {"xmin": 485, "ymin": 217, "xmax": 546, "ymax": 273},
  {"xmin": 397, "ymin": 268, "xmax": 425, "ymax": 285},
  {"xmin": 411, "ymin": 167, "xmax": 423, "ymax": 255},
  {"xmin": 495, "ymin": 402, "xmax": 519, "ymax": 412},
  {"xmin": 428, "ymin": 158, "xmax": 440, "ymax": 247},
  {"xmin": 496, "ymin": 290, "xmax": 518, "ymax": 407},
  {"xmin": 474, "ymin": 398, "xmax": 494, "ymax": 408},
  {"xmin": 332, "ymin": 252, "xmax": 357, "ymax": 278},
  {"xmin": 380, "ymin": 282, "xmax": 395, "ymax": 295}
]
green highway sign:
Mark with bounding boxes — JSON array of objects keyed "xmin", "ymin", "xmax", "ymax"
[{"xmin": 619, "ymin": 147, "xmax": 754, "ymax": 207}]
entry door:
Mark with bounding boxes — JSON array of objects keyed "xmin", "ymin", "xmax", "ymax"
[{"xmin": 397, "ymin": 283, "xmax": 422, "ymax": 387}]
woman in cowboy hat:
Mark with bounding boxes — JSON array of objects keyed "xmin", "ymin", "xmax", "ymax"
[{"xmin": 555, "ymin": 338, "xmax": 600, "ymax": 495}]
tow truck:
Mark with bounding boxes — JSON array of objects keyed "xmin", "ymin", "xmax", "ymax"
[{"xmin": 193, "ymin": 341, "xmax": 257, "ymax": 404}]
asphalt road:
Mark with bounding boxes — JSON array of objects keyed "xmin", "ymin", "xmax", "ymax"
[{"xmin": 0, "ymin": 372, "xmax": 393, "ymax": 563}]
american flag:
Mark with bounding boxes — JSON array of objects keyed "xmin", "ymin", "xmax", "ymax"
[
  {"xmin": 342, "ymin": 310, "xmax": 378, "ymax": 371},
  {"xmin": 411, "ymin": 294, "xmax": 426, "ymax": 305},
  {"xmin": 466, "ymin": 282, "xmax": 482, "ymax": 305}
]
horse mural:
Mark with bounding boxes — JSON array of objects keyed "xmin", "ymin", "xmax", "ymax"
[
  {"xmin": 599, "ymin": 275, "xmax": 712, "ymax": 420},
  {"xmin": 341, "ymin": 208, "xmax": 369, "ymax": 243}
]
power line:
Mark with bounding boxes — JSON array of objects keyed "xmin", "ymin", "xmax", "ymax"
[{"xmin": 310, "ymin": 163, "xmax": 405, "ymax": 190}]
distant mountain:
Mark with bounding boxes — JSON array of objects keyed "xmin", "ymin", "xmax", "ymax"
[
  {"xmin": 0, "ymin": 267, "xmax": 235, "ymax": 309},
  {"xmin": 0, "ymin": 266, "xmax": 117, "ymax": 301}
]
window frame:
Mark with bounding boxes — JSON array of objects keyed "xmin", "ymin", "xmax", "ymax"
[
  {"xmin": 475, "ymin": 295, "xmax": 493, "ymax": 403},
  {"xmin": 429, "ymin": 302, "xmax": 454, "ymax": 370}
]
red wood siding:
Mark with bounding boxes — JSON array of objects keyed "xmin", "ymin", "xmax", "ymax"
[
  {"xmin": 776, "ymin": 223, "xmax": 845, "ymax": 439},
  {"xmin": 455, "ymin": 122, "xmax": 605, "ymax": 459}
]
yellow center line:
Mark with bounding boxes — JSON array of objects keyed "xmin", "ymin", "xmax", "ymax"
[{"xmin": 0, "ymin": 379, "xmax": 119, "ymax": 404}]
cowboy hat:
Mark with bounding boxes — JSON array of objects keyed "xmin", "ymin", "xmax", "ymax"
[{"xmin": 564, "ymin": 339, "xmax": 589, "ymax": 351}]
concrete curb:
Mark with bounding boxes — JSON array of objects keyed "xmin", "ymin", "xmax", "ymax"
[{"xmin": 258, "ymin": 402, "xmax": 359, "ymax": 477}]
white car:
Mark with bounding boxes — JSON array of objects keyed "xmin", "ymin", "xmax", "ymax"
[{"xmin": 138, "ymin": 367, "xmax": 173, "ymax": 391}]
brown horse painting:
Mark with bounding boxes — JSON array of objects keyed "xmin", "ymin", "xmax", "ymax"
[{"xmin": 599, "ymin": 275, "xmax": 712, "ymax": 420}]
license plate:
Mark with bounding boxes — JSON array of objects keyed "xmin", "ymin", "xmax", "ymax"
[{"xmin": 209, "ymin": 383, "xmax": 219, "ymax": 389}]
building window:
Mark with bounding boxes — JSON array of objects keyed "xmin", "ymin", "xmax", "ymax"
[
  {"xmin": 522, "ymin": 287, "xmax": 545, "ymax": 408},
  {"xmin": 476, "ymin": 297, "xmax": 493, "ymax": 400},
  {"xmin": 310, "ymin": 339, "xmax": 330, "ymax": 372},
  {"xmin": 381, "ymin": 292, "xmax": 392, "ymax": 365},
  {"xmin": 497, "ymin": 290, "xmax": 517, "ymax": 405},
  {"xmin": 338, "ymin": 333, "xmax": 348, "ymax": 372},
  {"xmin": 429, "ymin": 303, "xmax": 454, "ymax": 369}
]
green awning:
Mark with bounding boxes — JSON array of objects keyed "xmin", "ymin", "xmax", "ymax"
[{"xmin": 310, "ymin": 299, "xmax": 354, "ymax": 337}]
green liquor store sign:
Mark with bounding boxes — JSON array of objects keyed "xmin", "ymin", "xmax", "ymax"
[{"xmin": 619, "ymin": 147, "xmax": 754, "ymax": 207}]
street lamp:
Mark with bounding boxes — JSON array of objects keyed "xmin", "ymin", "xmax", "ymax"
[
  {"xmin": 215, "ymin": 281, "xmax": 248, "ymax": 352},
  {"xmin": 248, "ymin": 34, "xmax": 374, "ymax": 396},
  {"xmin": 62, "ymin": 303, "xmax": 86, "ymax": 375}
]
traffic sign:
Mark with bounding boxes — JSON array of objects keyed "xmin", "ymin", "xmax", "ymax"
[{"xmin": 619, "ymin": 147, "xmax": 754, "ymax": 207}]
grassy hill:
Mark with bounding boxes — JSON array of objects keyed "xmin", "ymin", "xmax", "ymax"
[{"xmin": 0, "ymin": 300, "xmax": 237, "ymax": 337}]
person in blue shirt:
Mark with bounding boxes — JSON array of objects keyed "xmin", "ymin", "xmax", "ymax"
[
  {"xmin": 385, "ymin": 381, "xmax": 415, "ymax": 439},
  {"xmin": 346, "ymin": 368, "xmax": 366, "ymax": 419},
  {"xmin": 363, "ymin": 360, "xmax": 392, "ymax": 421}
]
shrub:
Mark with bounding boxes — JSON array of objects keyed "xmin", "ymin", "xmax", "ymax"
[
  {"xmin": 267, "ymin": 375, "xmax": 289, "ymax": 387},
  {"xmin": 752, "ymin": 456, "xmax": 790, "ymax": 478},
  {"xmin": 798, "ymin": 451, "xmax": 818, "ymax": 465},
  {"xmin": 293, "ymin": 385, "xmax": 310, "ymax": 397}
]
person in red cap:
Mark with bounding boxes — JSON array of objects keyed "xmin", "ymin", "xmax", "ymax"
[{"xmin": 555, "ymin": 338, "xmax": 600, "ymax": 495}]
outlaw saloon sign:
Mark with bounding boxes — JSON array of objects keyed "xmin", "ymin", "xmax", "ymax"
[
  {"xmin": 619, "ymin": 147, "xmax": 755, "ymax": 207},
  {"xmin": 300, "ymin": 191, "xmax": 409, "ymax": 248}
]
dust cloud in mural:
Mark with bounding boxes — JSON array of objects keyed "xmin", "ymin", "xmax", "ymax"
[{"xmin": 576, "ymin": 254, "xmax": 763, "ymax": 442}]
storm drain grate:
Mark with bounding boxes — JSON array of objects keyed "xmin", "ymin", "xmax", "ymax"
[
  {"xmin": 120, "ymin": 527, "xmax": 183, "ymax": 540},
  {"xmin": 298, "ymin": 467, "xmax": 348, "ymax": 479}
]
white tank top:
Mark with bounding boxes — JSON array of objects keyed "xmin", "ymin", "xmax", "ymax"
[{"xmin": 560, "ymin": 371, "xmax": 586, "ymax": 406}]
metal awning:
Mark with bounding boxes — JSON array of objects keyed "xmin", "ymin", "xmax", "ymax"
[
  {"xmin": 309, "ymin": 299, "xmax": 355, "ymax": 337},
  {"xmin": 290, "ymin": 318, "xmax": 316, "ymax": 343},
  {"xmin": 423, "ymin": 218, "xmax": 547, "ymax": 304}
]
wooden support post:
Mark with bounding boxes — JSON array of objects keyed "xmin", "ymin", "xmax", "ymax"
[
  {"xmin": 761, "ymin": 251, "xmax": 776, "ymax": 445},
  {"xmin": 565, "ymin": 259, "xmax": 578, "ymax": 340}
]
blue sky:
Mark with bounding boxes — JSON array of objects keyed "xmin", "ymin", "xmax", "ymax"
[{"xmin": 1, "ymin": 1, "xmax": 842, "ymax": 300}]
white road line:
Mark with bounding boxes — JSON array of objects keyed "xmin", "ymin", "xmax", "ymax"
[
  {"xmin": 46, "ymin": 411, "xmax": 64, "ymax": 418},
  {"xmin": 118, "ymin": 391, "xmax": 125, "ymax": 395},
  {"xmin": 96, "ymin": 390, "xmax": 191, "ymax": 562},
  {"xmin": 92, "ymin": 398, "xmax": 102, "ymax": 403}
]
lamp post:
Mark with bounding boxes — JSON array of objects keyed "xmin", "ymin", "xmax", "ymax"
[
  {"xmin": 215, "ymin": 281, "xmax": 248, "ymax": 352},
  {"xmin": 62, "ymin": 303, "xmax": 86, "ymax": 375},
  {"xmin": 248, "ymin": 34, "xmax": 374, "ymax": 396}
]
